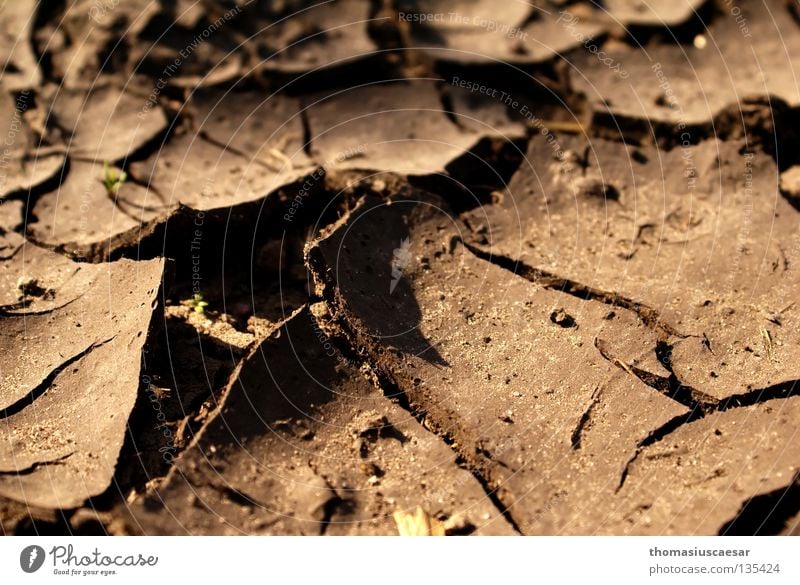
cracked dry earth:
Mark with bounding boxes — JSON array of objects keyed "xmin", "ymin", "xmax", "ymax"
[{"xmin": 1, "ymin": 0, "xmax": 800, "ymax": 536}]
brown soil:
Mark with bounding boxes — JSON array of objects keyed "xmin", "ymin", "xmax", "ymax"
[{"xmin": 1, "ymin": 0, "xmax": 799, "ymax": 536}]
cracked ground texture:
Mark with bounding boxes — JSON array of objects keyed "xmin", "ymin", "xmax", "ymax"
[{"xmin": 0, "ymin": 0, "xmax": 799, "ymax": 536}]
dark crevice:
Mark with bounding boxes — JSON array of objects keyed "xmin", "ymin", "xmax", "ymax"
[
  {"xmin": 210, "ymin": 482, "xmax": 270, "ymax": 511},
  {"xmin": 310, "ymin": 469, "xmax": 348, "ymax": 536},
  {"xmin": 616, "ymin": 455, "xmax": 633, "ymax": 493},
  {"xmin": 409, "ymin": 174, "xmax": 494, "ymax": 214},
  {"xmin": 466, "ymin": 467, "xmax": 523, "ymax": 534},
  {"xmin": 0, "ymin": 236, "xmax": 23, "ymax": 260},
  {"xmin": 0, "ymin": 293, "xmax": 83, "ymax": 317},
  {"xmin": 113, "ymin": 300, "xmax": 283, "ymax": 498},
  {"xmin": 615, "ymin": 409, "xmax": 702, "ymax": 492},
  {"xmin": 366, "ymin": 0, "xmax": 404, "ymax": 52},
  {"xmin": 30, "ymin": 0, "xmax": 64, "ymax": 84},
  {"xmin": 0, "ymin": 453, "xmax": 73, "ymax": 476},
  {"xmin": 318, "ymin": 493, "xmax": 346, "ymax": 536},
  {"xmin": 365, "ymin": 381, "xmax": 523, "ymax": 533},
  {"xmin": 400, "ymin": 95, "xmax": 529, "ymax": 211},
  {"xmin": 305, "ymin": 281, "xmax": 524, "ymax": 533},
  {"xmin": 97, "ymin": 124, "xmax": 173, "ymax": 168},
  {"xmin": 719, "ymin": 472, "xmax": 800, "ymax": 536},
  {"xmin": 436, "ymin": 84, "xmax": 460, "ymax": 127},
  {"xmin": 310, "ymin": 306, "xmax": 424, "ymax": 422},
  {"xmin": 571, "ymin": 386, "xmax": 602, "ymax": 450},
  {"xmin": 13, "ymin": 511, "xmax": 73, "ymax": 536},
  {"xmin": 452, "ymin": 448, "xmax": 522, "ymax": 534},
  {"xmin": 597, "ymin": 302, "xmax": 800, "ymax": 493},
  {"xmin": 303, "ymin": 274, "xmax": 425, "ymax": 424},
  {"xmin": 299, "ymin": 106, "xmax": 313, "ymax": 158},
  {"xmin": 616, "ymin": 377, "xmax": 800, "ymax": 491},
  {"xmin": 595, "ymin": 338, "xmax": 718, "ymax": 412},
  {"xmin": 590, "ymin": 96, "xmax": 797, "ymax": 159},
  {"xmin": 434, "ymin": 137, "xmax": 529, "ymax": 213},
  {"xmin": 464, "ymin": 242, "xmax": 685, "ymax": 340},
  {"xmin": 103, "ymin": 190, "xmax": 166, "ymax": 225},
  {"xmin": 196, "ymin": 130, "xmax": 281, "ymax": 172},
  {"xmin": 720, "ymin": 379, "xmax": 800, "ymax": 411},
  {"xmin": 123, "ymin": 171, "xmax": 169, "ymax": 207},
  {"xmin": 474, "ymin": 445, "xmax": 515, "ymax": 473},
  {"xmin": 0, "ymin": 337, "xmax": 115, "ymax": 420},
  {"xmin": 19, "ymin": 155, "xmax": 70, "ymax": 234}
]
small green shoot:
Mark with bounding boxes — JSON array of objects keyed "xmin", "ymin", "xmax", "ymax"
[
  {"xmin": 188, "ymin": 293, "xmax": 208, "ymax": 315},
  {"xmin": 103, "ymin": 161, "xmax": 127, "ymax": 196}
]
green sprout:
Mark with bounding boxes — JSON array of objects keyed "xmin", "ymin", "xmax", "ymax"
[
  {"xmin": 103, "ymin": 161, "xmax": 127, "ymax": 196},
  {"xmin": 188, "ymin": 293, "xmax": 208, "ymax": 315}
]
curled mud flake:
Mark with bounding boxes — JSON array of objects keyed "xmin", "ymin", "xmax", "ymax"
[
  {"xmin": 574, "ymin": 0, "xmax": 800, "ymax": 137},
  {"xmin": 0, "ymin": 240, "xmax": 163, "ymax": 509}
]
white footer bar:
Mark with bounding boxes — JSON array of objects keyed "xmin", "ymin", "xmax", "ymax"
[{"xmin": 1, "ymin": 537, "xmax": 796, "ymax": 584}]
